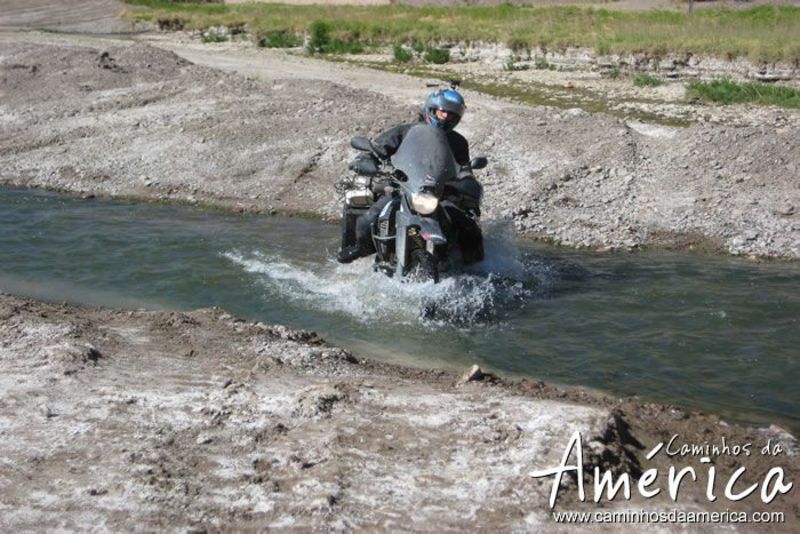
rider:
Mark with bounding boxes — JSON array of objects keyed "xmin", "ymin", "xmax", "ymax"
[{"xmin": 337, "ymin": 87, "xmax": 483, "ymax": 264}]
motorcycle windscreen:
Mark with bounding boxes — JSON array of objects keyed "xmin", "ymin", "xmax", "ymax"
[{"xmin": 390, "ymin": 124, "xmax": 458, "ymax": 192}]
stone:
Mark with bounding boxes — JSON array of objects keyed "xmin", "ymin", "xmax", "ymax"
[
  {"xmin": 84, "ymin": 344, "xmax": 102, "ymax": 363},
  {"xmin": 458, "ymin": 364, "xmax": 484, "ymax": 385}
]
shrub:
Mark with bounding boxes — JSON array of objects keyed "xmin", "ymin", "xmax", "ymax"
[
  {"xmin": 308, "ymin": 20, "xmax": 331, "ymax": 53},
  {"xmin": 307, "ymin": 20, "xmax": 364, "ymax": 54},
  {"xmin": 393, "ymin": 45, "xmax": 413, "ymax": 63},
  {"xmin": 507, "ymin": 37, "xmax": 528, "ymax": 52},
  {"xmin": 227, "ymin": 22, "xmax": 246, "ymax": 35},
  {"xmin": 157, "ymin": 17, "xmax": 185, "ymax": 31},
  {"xmin": 534, "ymin": 57, "xmax": 550, "ymax": 70},
  {"xmin": 424, "ymin": 47, "xmax": 450, "ymax": 64},
  {"xmin": 604, "ymin": 65, "xmax": 621, "ymax": 79},
  {"xmin": 633, "ymin": 73, "xmax": 663, "ymax": 87},
  {"xmin": 258, "ymin": 29, "xmax": 302, "ymax": 48},
  {"xmin": 326, "ymin": 39, "xmax": 365, "ymax": 54}
]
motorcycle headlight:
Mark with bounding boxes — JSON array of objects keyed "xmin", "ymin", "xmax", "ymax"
[{"xmin": 411, "ymin": 192, "xmax": 439, "ymax": 215}]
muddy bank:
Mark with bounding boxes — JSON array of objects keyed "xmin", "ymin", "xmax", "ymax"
[
  {"xmin": 0, "ymin": 30, "xmax": 797, "ymax": 258},
  {"xmin": 0, "ymin": 292, "xmax": 797, "ymax": 530}
]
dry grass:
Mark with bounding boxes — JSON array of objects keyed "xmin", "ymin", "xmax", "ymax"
[{"xmin": 123, "ymin": 1, "xmax": 800, "ymax": 62}]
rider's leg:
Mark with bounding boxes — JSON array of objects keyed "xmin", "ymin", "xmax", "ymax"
[
  {"xmin": 356, "ymin": 196, "xmax": 391, "ymax": 251},
  {"xmin": 337, "ymin": 196, "xmax": 389, "ymax": 263},
  {"xmin": 339, "ymin": 205, "xmax": 359, "ymax": 249},
  {"xmin": 445, "ymin": 206, "xmax": 484, "ymax": 265},
  {"xmin": 460, "ymin": 221, "xmax": 484, "ymax": 264}
]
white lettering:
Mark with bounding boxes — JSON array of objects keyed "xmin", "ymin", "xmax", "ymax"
[
  {"xmin": 593, "ymin": 468, "xmax": 631, "ymax": 502},
  {"xmin": 530, "ymin": 431, "xmax": 585, "ymax": 509},
  {"xmin": 638, "ymin": 467, "xmax": 660, "ymax": 499},
  {"xmin": 701, "ymin": 457, "xmax": 717, "ymax": 502},
  {"xmin": 665, "ymin": 434, "xmax": 681, "ymax": 456},
  {"xmin": 761, "ymin": 467, "xmax": 793, "ymax": 503},
  {"xmin": 724, "ymin": 466, "xmax": 758, "ymax": 501},
  {"xmin": 668, "ymin": 465, "xmax": 697, "ymax": 500}
]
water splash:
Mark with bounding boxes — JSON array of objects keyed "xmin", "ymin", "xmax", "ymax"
[{"xmin": 223, "ymin": 222, "xmax": 556, "ymax": 328}]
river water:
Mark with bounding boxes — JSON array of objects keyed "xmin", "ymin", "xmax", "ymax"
[{"xmin": 2, "ymin": 186, "xmax": 798, "ymax": 430}]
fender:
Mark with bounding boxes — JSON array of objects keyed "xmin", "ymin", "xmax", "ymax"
[
  {"xmin": 418, "ymin": 217, "xmax": 447, "ymax": 246},
  {"xmin": 394, "ymin": 194, "xmax": 450, "ymax": 277}
]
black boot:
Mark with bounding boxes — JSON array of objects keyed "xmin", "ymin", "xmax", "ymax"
[{"xmin": 337, "ymin": 244, "xmax": 365, "ymax": 264}]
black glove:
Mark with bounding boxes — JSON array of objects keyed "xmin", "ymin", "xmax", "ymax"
[
  {"xmin": 457, "ymin": 165, "xmax": 474, "ymax": 181},
  {"xmin": 349, "ymin": 153, "xmax": 380, "ymax": 176}
]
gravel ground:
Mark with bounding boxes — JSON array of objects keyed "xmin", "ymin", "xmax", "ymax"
[
  {"xmin": 1, "ymin": 28, "xmax": 797, "ymax": 258},
  {"xmin": 0, "ymin": 0, "xmax": 133, "ymax": 33},
  {"xmin": 1, "ymin": 293, "xmax": 798, "ymax": 531},
  {"xmin": 1, "ymin": 3, "xmax": 799, "ymax": 530}
]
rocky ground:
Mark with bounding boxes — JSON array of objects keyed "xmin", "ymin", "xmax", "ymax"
[
  {"xmin": 0, "ymin": 16, "xmax": 798, "ymax": 258},
  {"xmin": 1, "ymin": 293, "xmax": 798, "ymax": 531},
  {"xmin": 1, "ymin": 3, "xmax": 799, "ymax": 530},
  {"xmin": 0, "ymin": 0, "xmax": 132, "ymax": 34}
]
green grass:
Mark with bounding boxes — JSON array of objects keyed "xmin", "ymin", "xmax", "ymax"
[
  {"xmin": 122, "ymin": 1, "xmax": 800, "ymax": 63},
  {"xmin": 633, "ymin": 73, "xmax": 663, "ymax": 87},
  {"xmin": 688, "ymin": 79, "xmax": 800, "ymax": 108},
  {"xmin": 423, "ymin": 47, "xmax": 450, "ymax": 64},
  {"xmin": 307, "ymin": 20, "xmax": 364, "ymax": 54},
  {"xmin": 257, "ymin": 29, "xmax": 302, "ymax": 48},
  {"xmin": 604, "ymin": 65, "xmax": 620, "ymax": 79},
  {"xmin": 393, "ymin": 45, "xmax": 414, "ymax": 63}
]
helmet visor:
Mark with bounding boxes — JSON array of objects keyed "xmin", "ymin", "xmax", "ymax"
[{"xmin": 433, "ymin": 108, "xmax": 460, "ymax": 129}]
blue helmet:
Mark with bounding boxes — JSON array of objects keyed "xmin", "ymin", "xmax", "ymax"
[{"xmin": 423, "ymin": 88, "xmax": 465, "ymax": 130}]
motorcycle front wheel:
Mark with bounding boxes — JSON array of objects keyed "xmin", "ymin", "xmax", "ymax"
[{"xmin": 407, "ymin": 247, "xmax": 439, "ymax": 284}]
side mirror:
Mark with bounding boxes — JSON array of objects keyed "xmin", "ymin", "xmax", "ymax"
[
  {"xmin": 351, "ymin": 137, "xmax": 373, "ymax": 152},
  {"xmin": 470, "ymin": 156, "xmax": 488, "ymax": 170}
]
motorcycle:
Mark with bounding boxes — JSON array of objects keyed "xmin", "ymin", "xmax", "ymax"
[{"xmin": 338, "ymin": 123, "xmax": 487, "ymax": 283}]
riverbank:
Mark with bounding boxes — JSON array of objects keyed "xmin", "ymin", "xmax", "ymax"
[
  {"xmin": 1, "ymin": 28, "xmax": 798, "ymax": 258},
  {"xmin": 1, "ymin": 4, "xmax": 799, "ymax": 529},
  {"xmin": 1, "ymin": 292, "xmax": 797, "ymax": 530},
  {"xmin": 121, "ymin": 1, "xmax": 800, "ymax": 65}
]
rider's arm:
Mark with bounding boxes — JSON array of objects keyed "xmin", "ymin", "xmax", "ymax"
[
  {"xmin": 448, "ymin": 131, "xmax": 471, "ymax": 167},
  {"xmin": 371, "ymin": 124, "xmax": 413, "ymax": 161}
]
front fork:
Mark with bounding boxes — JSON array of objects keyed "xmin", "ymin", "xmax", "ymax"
[{"xmin": 395, "ymin": 198, "xmax": 448, "ymax": 278}]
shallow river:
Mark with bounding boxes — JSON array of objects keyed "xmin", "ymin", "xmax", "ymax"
[{"xmin": 2, "ymin": 187, "xmax": 798, "ymax": 430}]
